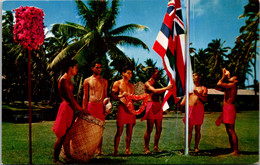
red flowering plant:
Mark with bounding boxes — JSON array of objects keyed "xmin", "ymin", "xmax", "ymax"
[{"xmin": 13, "ymin": 6, "xmax": 45, "ymax": 50}]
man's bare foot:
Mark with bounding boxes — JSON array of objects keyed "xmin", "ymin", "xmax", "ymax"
[
  {"xmin": 145, "ymin": 150, "xmax": 151, "ymax": 155},
  {"xmin": 194, "ymin": 148, "xmax": 199, "ymax": 153},
  {"xmin": 215, "ymin": 119, "xmax": 221, "ymax": 126},
  {"xmin": 53, "ymin": 159, "xmax": 63, "ymax": 164},
  {"xmin": 228, "ymin": 151, "xmax": 240, "ymax": 156},
  {"xmin": 125, "ymin": 149, "xmax": 132, "ymax": 156},
  {"xmin": 97, "ymin": 151, "xmax": 104, "ymax": 156},
  {"xmin": 153, "ymin": 147, "xmax": 161, "ymax": 152},
  {"xmin": 53, "ymin": 158, "xmax": 59, "ymax": 163},
  {"xmin": 113, "ymin": 151, "xmax": 118, "ymax": 157}
]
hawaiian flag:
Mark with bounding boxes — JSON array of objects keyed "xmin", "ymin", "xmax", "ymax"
[{"xmin": 153, "ymin": 0, "xmax": 194, "ymax": 111}]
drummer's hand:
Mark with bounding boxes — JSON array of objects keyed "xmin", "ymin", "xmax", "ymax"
[
  {"xmin": 103, "ymin": 97, "xmax": 110, "ymax": 105},
  {"xmin": 104, "ymin": 102, "xmax": 112, "ymax": 116}
]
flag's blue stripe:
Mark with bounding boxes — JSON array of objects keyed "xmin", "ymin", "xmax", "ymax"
[
  {"xmin": 176, "ymin": 9, "xmax": 183, "ymax": 22},
  {"xmin": 175, "ymin": 22, "xmax": 184, "ymax": 35},
  {"xmin": 165, "ymin": 78, "xmax": 175, "ymax": 108},
  {"xmin": 166, "ymin": 48, "xmax": 175, "ymax": 70},
  {"xmin": 175, "ymin": 9, "xmax": 184, "ymax": 35},
  {"xmin": 176, "ymin": 69, "xmax": 184, "ymax": 96},
  {"xmin": 160, "ymin": 23, "xmax": 171, "ymax": 39},
  {"xmin": 167, "ymin": 5, "xmax": 175, "ymax": 14},
  {"xmin": 166, "ymin": 48, "xmax": 184, "ymax": 96},
  {"xmin": 167, "ymin": 95, "xmax": 175, "ymax": 107}
]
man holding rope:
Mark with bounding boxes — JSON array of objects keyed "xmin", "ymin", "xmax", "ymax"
[{"xmin": 142, "ymin": 69, "xmax": 173, "ymax": 154}]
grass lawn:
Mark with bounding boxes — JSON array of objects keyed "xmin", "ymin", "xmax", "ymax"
[{"xmin": 2, "ymin": 110, "xmax": 259, "ymax": 164}]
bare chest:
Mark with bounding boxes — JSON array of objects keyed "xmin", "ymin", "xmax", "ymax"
[
  {"xmin": 195, "ymin": 86, "xmax": 204, "ymax": 95},
  {"xmin": 119, "ymin": 83, "xmax": 133, "ymax": 94},
  {"xmin": 89, "ymin": 78, "xmax": 104, "ymax": 91}
]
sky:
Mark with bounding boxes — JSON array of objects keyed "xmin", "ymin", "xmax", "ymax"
[{"xmin": 1, "ymin": 0, "xmax": 259, "ymax": 87}]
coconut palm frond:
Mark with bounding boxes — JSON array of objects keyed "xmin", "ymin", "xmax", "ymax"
[
  {"xmin": 102, "ymin": 0, "xmax": 120, "ymax": 31},
  {"xmin": 65, "ymin": 21, "xmax": 89, "ymax": 32},
  {"xmin": 75, "ymin": 0, "xmax": 94, "ymax": 26},
  {"xmin": 109, "ymin": 24, "xmax": 149, "ymax": 35},
  {"xmin": 107, "ymin": 44, "xmax": 127, "ymax": 61},
  {"xmin": 48, "ymin": 40, "xmax": 85, "ymax": 70},
  {"xmin": 52, "ymin": 23, "xmax": 87, "ymax": 38},
  {"xmin": 74, "ymin": 40, "xmax": 91, "ymax": 65},
  {"xmin": 111, "ymin": 36, "xmax": 149, "ymax": 51}
]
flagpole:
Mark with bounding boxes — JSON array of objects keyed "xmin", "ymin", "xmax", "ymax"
[{"xmin": 184, "ymin": 0, "xmax": 190, "ymax": 156}]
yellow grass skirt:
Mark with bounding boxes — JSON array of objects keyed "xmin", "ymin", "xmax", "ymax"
[{"xmin": 60, "ymin": 112, "xmax": 105, "ymax": 163}]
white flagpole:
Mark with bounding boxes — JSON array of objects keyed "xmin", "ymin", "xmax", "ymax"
[{"xmin": 184, "ymin": 0, "xmax": 190, "ymax": 156}]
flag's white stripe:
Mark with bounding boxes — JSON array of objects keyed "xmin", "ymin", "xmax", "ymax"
[
  {"xmin": 176, "ymin": 8, "xmax": 184, "ymax": 24},
  {"xmin": 163, "ymin": 54, "xmax": 176, "ymax": 111},
  {"xmin": 168, "ymin": 4, "xmax": 175, "ymax": 16},
  {"xmin": 163, "ymin": 82, "xmax": 171, "ymax": 111},
  {"xmin": 180, "ymin": 34, "xmax": 194, "ymax": 93},
  {"xmin": 156, "ymin": 31, "xmax": 169, "ymax": 50},
  {"xmin": 187, "ymin": 61, "xmax": 194, "ymax": 93},
  {"xmin": 180, "ymin": 34, "xmax": 186, "ymax": 62},
  {"xmin": 164, "ymin": 54, "xmax": 176, "ymax": 81},
  {"xmin": 163, "ymin": 101, "xmax": 169, "ymax": 111},
  {"xmin": 174, "ymin": 17, "xmax": 185, "ymax": 32}
]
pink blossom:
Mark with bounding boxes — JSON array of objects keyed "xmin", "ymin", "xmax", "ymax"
[{"xmin": 13, "ymin": 6, "xmax": 45, "ymax": 50}]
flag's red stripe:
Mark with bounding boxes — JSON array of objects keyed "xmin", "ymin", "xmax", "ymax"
[
  {"xmin": 168, "ymin": 35, "xmax": 175, "ymax": 56},
  {"xmin": 175, "ymin": 16, "xmax": 184, "ymax": 28},
  {"xmin": 153, "ymin": 41, "xmax": 166, "ymax": 57},
  {"xmin": 175, "ymin": 35, "xmax": 185, "ymax": 89},
  {"xmin": 161, "ymin": 54, "xmax": 174, "ymax": 83},
  {"xmin": 153, "ymin": 0, "xmax": 188, "ymax": 110},
  {"xmin": 163, "ymin": 13, "xmax": 174, "ymax": 30}
]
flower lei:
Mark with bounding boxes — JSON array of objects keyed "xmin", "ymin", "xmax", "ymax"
[
  {"xmin": 13, "ymin": 6, "xmax": 45, "ymax": 50},
  {"xmin": 125, "ymin": 93, "xmax": 149, "ymax": 115}
]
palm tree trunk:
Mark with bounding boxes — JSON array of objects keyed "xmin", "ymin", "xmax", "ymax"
[
  {"xmin": 77, "ymin": 74, "xmax": 84, "ymax": 104},
  {"xmin": 254, "ymin": 40, "xmax": 257, "ymax": 96}
]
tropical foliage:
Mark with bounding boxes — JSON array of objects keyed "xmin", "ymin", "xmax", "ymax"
[
  {"xmin": 231, "ymin": 0, "xmax": 259, "ymax": 88},
  {"xmin": 2, "ymin": 10, "xmax": 52, "ymax": 104},
  {"xmin": 48, "ymin": 0, "xmax": 149, "ymax": 80},
  {"xmin": 192, "ymin": 0, "xmax": 259, "ymax": 89},
  {"xmin": 2, "ymin": 0, "xmax": 259, "ymax": 107}
]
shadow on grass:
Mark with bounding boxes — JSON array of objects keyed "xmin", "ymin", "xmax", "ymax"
[
  {"xmin": 148, "ymin": 148, "xmax": 259, "ymax": 158},
  {"xmin": 190, "ymin": 148, "xmax": 259, "ymax": 157},
  {"xmin": 147, "ymin": 150, "xmax": 183, "ymax": 158},
  {"xmin": 163, "ymin": 116, "xmax": 183, "ymax": 120},
  {"xmin": 88, "ymin": 157, "xmax": 126, "ymax": 164}
]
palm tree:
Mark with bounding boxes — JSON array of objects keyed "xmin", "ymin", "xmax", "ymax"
[
  {"xmin": 48, "ymin": 0, "xmax": 149, "ymax": 80},
  {"xmin": 3, "ymin": 10, "xmax": 52, "ymax": 104},
  {"xmin": 192, "ymin": 49, "xmax": 212, "ymax": 86},
  {"xmin": 227, "ymin": 40, "xmax": 252, "ymax": 88},
  {"xmin": 143, "ymin": 58, "xmax": 167, "ymax": 87},
  {"xmin": 44, "ymin": 28, "xmax": 76, "ymax": 102},
  {"xmin": 205, "ymin": 39, "xmax": 230, "ymax": 79},
  {"xmin": 233, "ymin": 0, "xmax": 259, "ymax": 89},
  {"xmin": 45, "ymin": 30, "xmax": 73, "ymax": 65},
  {"xmin": 2, "ymin": 10, "xmax": 28, "ymax": 103}
]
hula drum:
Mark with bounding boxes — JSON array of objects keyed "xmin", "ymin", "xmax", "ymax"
[{"xmin": 60, "ymin": 112, "xmax": 105, "ymax": 163}]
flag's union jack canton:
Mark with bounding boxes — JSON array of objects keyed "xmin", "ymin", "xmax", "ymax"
[{"xmin": 153, "ymin": 0, "xmax": 193, "ymax": 111}]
